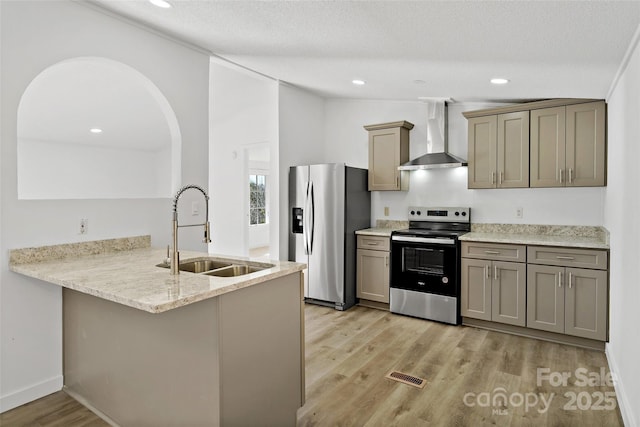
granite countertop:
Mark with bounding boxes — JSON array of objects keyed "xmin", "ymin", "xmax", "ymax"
[
  {"xmin": 355, "ymin": 227, "xmax": 396, "ymax": 237},
  {"xmin": 459, "ymin": 224, "xmax": 609, "ymax": 250},
  {"xmin": 9, "ymin": 236, "xmax": 306, "ymax": 314},
  {"xmin": 356, "ymin": 220, "xmax": 409, "ymax": 237}
]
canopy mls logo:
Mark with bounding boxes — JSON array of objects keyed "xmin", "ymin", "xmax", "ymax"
[
  {"xmin": 463, "ymin": 388, "xmax": 553, "ymax": 415},
  {"xmin": 462, "ymin": 367, "xmax": 618, "ymax": 415}
]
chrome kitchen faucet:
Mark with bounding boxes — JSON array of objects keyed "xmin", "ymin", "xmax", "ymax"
[{"xmin": 170, "ymin": 184, "xmax": 212, "ymax": 275}]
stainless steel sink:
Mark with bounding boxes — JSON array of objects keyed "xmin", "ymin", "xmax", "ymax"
[
  {"xmin": 204, "ymin": 264, "xmax": 266, "ymax": 277},
  {"xmin": 157, "ymin": 257, "xmax": 272, "ymax": 277},
  {"xmin": 156, "ymin": 258, "xmax": 232, "ymax": 273}
]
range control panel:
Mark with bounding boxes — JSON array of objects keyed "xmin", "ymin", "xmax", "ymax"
[{"xmin": 407, "ymin": 207, "xmax": 470, "ymax": 223}]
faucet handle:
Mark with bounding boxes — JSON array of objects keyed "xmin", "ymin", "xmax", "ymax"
[
  {"xmin": 203, "ymin": 222, "xmax": 212, "ymax": 244},
  {"xmin": 164, "ymin": 245, "xmax": 171, "ymax": 265}
]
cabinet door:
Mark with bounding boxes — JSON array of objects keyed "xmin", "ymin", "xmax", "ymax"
[
  {"xmin": 356, "ymin": 249, "xmax": 389, "ymax": 303},
  {"xmin": 565, "ymin": 268, "xmax": 608, "ymax": 341},
  {"xmin": 497, "ymin": 111, "xmax": 529, "ymax": 188},
  {"xmin": 566, "ymin": 101, "xmax": 606, "ymax": 187},
  {"xmin": 467, "ymin": 115, "xmax": 497, "ymax": 189},
  {"xmin": 491, "ymin": 262, "xmax": 527, "ymax": 327},
  {"xmin": 461, "ymin": 258, "xmax": 492, "ymax": 320},
  {"xmin": 530, "ymin": 106, "xmax": 566, "ymax": 188},
  {"xmin": 368, "ymin": 127, "xmax": 400, "ymax": 190},
  {"xmin": 527, "ymin": 264, "xmax": 565, "ymax": 333}
]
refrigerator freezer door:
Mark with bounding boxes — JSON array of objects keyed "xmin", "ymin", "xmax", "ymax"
[
  {"xmin": 289, "ymin": 166, "xmax": 310, "ymax": 297},
  {"xmin": 307, "ymin": 164, "xmax": 346, "ymax": 304}
]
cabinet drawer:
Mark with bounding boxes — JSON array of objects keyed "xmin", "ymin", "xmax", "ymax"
[
  {"xmin": 461, "ymin": 242, "xmax": 526, "ymax": 262},
  {"xmin": 357, "ymin": 235, "xmax": 390, "ymax": 251},
  {"xmin": 528, "ymin": 246, "xmax": 608, "ymax": 270}
]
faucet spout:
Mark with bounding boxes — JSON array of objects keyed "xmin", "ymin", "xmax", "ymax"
[{"xmin": 170, "ymin": 184, "xmax": 212, "ymax": 275}]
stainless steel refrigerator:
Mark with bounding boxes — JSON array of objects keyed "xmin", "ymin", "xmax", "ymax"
[{"xmin": 289, "ymin": 163, "xmax": 370, "ymax": 310}]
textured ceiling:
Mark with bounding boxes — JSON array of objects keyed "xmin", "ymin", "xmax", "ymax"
[{"xmin": 90, "ymin": 0, "xmax": 640, "ymax": 101}]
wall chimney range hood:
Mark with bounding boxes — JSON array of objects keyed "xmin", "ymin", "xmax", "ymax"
[{"xmin": 398, "ymin": 100, "xmax": 468, "ymax": 170}]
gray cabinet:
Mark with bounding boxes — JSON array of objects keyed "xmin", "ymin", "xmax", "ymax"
[
  {"xmin": 468, "ymin": 111, "xmax": 529, "ymax": 189},
  {"xmin": 527, "ymin": 246, "xmax": 608, "ymax": 341},
  {"xmin": 364, "ymin": 121, "xmax": 413, "ymax": 191},
  {"xmin": 465, "ymin": 99, "xmax": 606, "ymax": 189},
  {"xmin": 530, "ymin": 101, "xmax": 606, "ymax": 188},
  {"xmin": 461, "ymin": 243, "xmax": 527, "ymax": 326},
  {"xmin": 356, "ymin": 235, "xmax": 390, "ymax": 304}
]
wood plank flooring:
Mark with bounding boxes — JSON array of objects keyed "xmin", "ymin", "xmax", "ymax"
[
  {"xmin": 299, "ymin": 304, "xmax": 623, "ymax": 427},
  {"xmin": 1, "ymin": 304, "xmax": 624, "ymax": 427}
]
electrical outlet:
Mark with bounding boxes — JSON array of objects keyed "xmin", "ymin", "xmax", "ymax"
[
  {"xmin": 384, "ymin": 206, "xmax": 390, "ymax": 217},
  {"xmin": 80, "ymin": 218, "xmax": 88, "ymax": 234},
  {"xmin": 192, "ymin": 201, "xmax": 199, "ymax": 216},
  {"xmin": 516, "ymin": 207, "xmax": 523, "ymax": 219}
]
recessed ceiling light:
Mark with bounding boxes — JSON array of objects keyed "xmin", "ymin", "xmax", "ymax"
[
  {"xmin": 352, "ymin": 79, "xmax": 366, "ymax": 86},
  {"xmin": 90, "ymin": 128, "xmax": 103, "ymax": 134},
  {"xmin": 490, "ymin": 78, "xmax": 510, "ymax": 85},
  {"xmin": 149, "ymin": 0, "xmax": 172, "ymax": 9},
  {"xmin": 413, "ymin": 80, "xmax": 426, "ymax": 85}
]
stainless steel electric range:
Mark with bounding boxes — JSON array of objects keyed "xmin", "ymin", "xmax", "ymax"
[{"xmin": 390, "ymin": 207, "xmax": 471, "ymax": 325}]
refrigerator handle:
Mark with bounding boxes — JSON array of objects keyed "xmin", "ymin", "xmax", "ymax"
[
  {"xmin": 309, "ymin": 181, "xmax": 315, "ymax": 254},
  {"xmin": 304, "ymin": 181, "xmax": 310, "ymax": 255}
]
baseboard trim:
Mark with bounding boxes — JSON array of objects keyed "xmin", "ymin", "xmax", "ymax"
[
  {"xmin": 64, "ymin": 387, "xmax": 120, "ymax": 427},
  {"xmin": 0, "ymin": 375, "xmax": 63, "ymax": 413},
  {"xmin": 605, "ymin": 343, "xmax": 638, "ymax": 427},
  {"xmin": 462, "ymin": 317, "xmax": 605, "ymax": 351},
  {"xmin": 357, "ymin": 299, "xmax": 389, "ymax": 311}
]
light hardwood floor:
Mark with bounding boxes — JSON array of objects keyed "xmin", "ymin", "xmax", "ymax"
[{"xmin": 1, "ymin": 304, "xmax": 623, "ymax": 427}]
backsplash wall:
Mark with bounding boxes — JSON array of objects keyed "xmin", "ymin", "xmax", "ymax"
[{"xmin": 323, "ymin": 99, "xmax": 605, "ymax": 227}]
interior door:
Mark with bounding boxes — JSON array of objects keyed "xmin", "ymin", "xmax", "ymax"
[{"xmin": 307, "ymin": 164, "xmax": 345, "ymax": 304}]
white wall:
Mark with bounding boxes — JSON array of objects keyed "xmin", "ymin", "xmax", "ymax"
[
  {"xmin": 18, "ymin": 138, "xmax": 170, "ymax": 199},
  {"xmin": 323, "ymin": 99, "xmax": 605, "ymax": 226},
  {"xmin": 604, "ymin": 28, "xmax": 640, "ymax": 427},
  {"xmin": 0, "ymin": 1, "xmax": 210, "ymax": 411},
  {"xmin": 209, "ymin": 61, "xmax": 278, "ymax": 257},
  {"xmin": 277, "ymin": 84, "xmax": 326, "ymax": 260}
]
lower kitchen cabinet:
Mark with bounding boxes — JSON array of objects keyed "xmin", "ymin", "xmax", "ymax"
[
  {"xmin": 356, "ymin": 235, "xmax": 390, "ymax": 305},
  {"xmin": 461, "ymin": 257, "xmax": 526, "ymax": 327},
  {"xmin": 462, "ymin": 241, "xmax": 609, "ymax": 346},
  {"xmin": 527, "ymin": 263, "xmax": 608, "ymax": 341}
]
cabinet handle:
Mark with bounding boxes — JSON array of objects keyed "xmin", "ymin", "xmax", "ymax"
[
  {"xmin": 569, "ymin": 272, "xmax": 573, "ymax": 289},
  {"xmin": 491, "ymin": 171, "xmax": 496, "ymax": 185},
  {"xmin": 396, "ymin": 176, "xmax": 400, "ymax": 188},
  {"xmin": 485, "ymin": 265, "xmax": 490, "ymax": 279},
  {"xmin": 559, "ymin": 168, "xmax": 564, "ymax": 183},
  {"xmin": 484, "ymin": 250, "xmax": 500, "ymax": 255},
  {"xmin": 385, "ymin": 256, "xmax": 388, "ymax": 267},
  {"xmin": 494, "ymin": 265, "xmax": 498, "ymax": 280},
  {"xmin": 366, "ymin": 241, "xmax": 380, "ymax": 246},
  {"xmin": 568, "ymin": 168, "xmax": 573, "ymax": 184},
  {"xmin": 558, "ymin": 271, "xmax": 563, "ymax": 287},
  {"xmin": 499, "ymin": 171, "xmax": 504, "ymax": 185},
  {"xmin": 556, "ymin": 256, "xmax": 575, "ymax": 260}
]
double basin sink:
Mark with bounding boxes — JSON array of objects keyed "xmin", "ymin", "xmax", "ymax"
[{"xmin": 157, "ymin": 257, "xmax": 273, "ymax": 277}]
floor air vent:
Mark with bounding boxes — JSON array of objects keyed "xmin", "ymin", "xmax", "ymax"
[{"xmin": 385, "ymin": 371, "xmax": 427, "ymax": 389}]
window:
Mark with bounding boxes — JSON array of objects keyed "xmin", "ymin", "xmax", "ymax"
[{"xmin": 249, "ymin": 174, "xmax": 267, "ymax": 225}]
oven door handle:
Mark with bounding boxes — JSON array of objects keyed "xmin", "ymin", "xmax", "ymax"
[{"xmin": 391, "ymin": 236, "xmax": 456, "ymax": 245}]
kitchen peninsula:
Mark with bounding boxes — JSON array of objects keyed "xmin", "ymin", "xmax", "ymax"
[{"xmin": 9, "ymin": 236, "xmax": 306, "ymax": 427}]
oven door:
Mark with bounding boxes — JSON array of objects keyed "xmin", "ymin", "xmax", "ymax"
[{"xmin": 390, "ymin": 236, "xmax": 459, "ymax": 297}]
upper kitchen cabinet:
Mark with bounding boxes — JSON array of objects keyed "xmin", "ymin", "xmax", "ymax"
[
  {"xmin": 531, "ymin": 101, "xmax": 606, "ymax": 188},
  {"xmin": 467, "ymin": 111, "xmax": 529, "ymax": 189},
  {"xmin": 464, "ymin": 99, "xmax": 606, "ymax": 189},
  {"xmin": 364, "ymin": 121, "xmax": 413, "ymax": 191}
]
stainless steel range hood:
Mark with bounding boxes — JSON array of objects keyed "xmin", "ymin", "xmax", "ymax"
[{"xmin": 398, "ymin": 100, "xmax": 468, "ymax": 170}]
